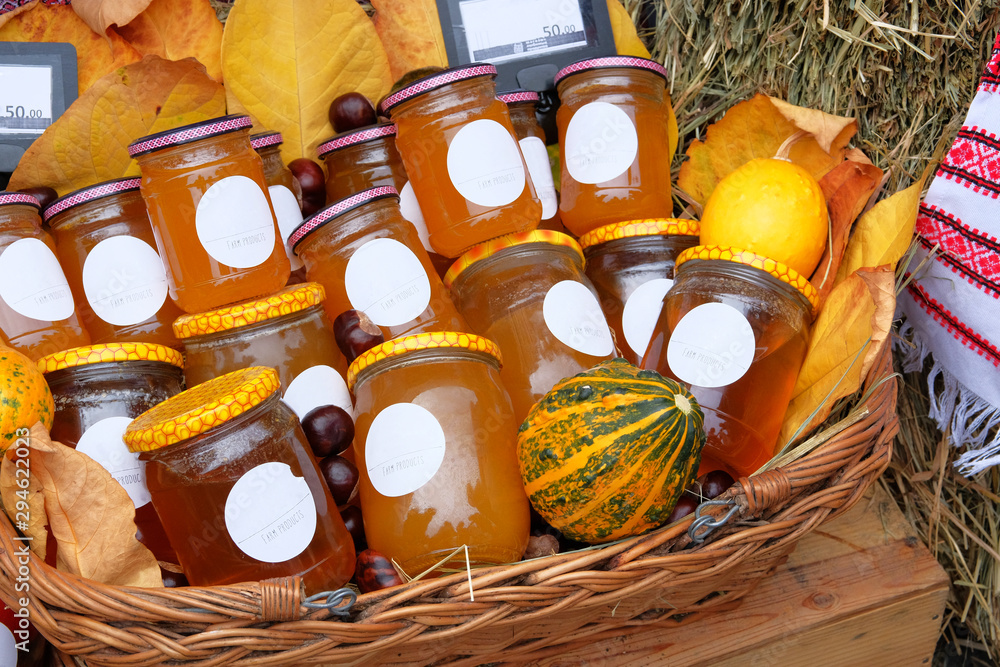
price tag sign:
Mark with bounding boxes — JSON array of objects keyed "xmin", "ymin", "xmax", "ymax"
[{"xmin": 0, "ymin": 64, "xmax": 54, "ymax": 134}]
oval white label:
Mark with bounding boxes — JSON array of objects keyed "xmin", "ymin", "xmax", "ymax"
[
  {"xmin": 224, "ymin": 462, "xmax": 317, "ymax": 563},
  {"xmin": 282, "ymin": 365, "xmax": 353, "ymax": 420},
  {"xmin": 366, "ymin": 403, "xmax": 445, "ymax": 498},
  {"xmin": 76, "ymin": 416, "xmax": 151, "ymax": 509},
  {"xmin": 398, "ymin": 181, "xmax": 433, "ymax": 252},
  {"xmin": 564, "ymin": 102, "xmax": 639, "ymax": 184},
  {"xmin": 519, "ymin": 136, "xmax": 558, "ymax": 220},
  {"xmin": 0, "ymin": 238, "xmax": 75, "ymax": 321},
  {"xmin": 667, "ymin": 302, "xmax": 756, "ymax": 388},
  {"xmin": 268, "ymin": 185, "xmax": 305, "ymax": 271},
  {"xmin": 345, "ymin": 238, "xmax": 431, "ymax": 327},
  {"xmin": 542, "ymin": 280, "xmax": 615, "ymax": 357},
  {"xmin": 622, "ymin": 278, "xmax": 673, "ymax": 358},
  {"xmin": 446, "ymin": 119, "xmax": 526, "ymax": 207},
  {"xmin": 0, "ymin": 624, "xmax": 15, "ymax": 667},
  {"xmin": 195, "ymin": 175, "xmax": 277, "ymax": 268},
  {"xmin": 82, "ymin": 236, "xmax": 169, "ymax": 327}
]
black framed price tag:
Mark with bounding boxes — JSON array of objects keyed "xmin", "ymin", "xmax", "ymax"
[{"xmin": 0, "ymin": 42, "xmax": 77, "ymax": 172}]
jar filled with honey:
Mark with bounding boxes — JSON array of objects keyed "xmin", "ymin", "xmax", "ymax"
[
  {"xmin": 0, "ymin": 192, "xmax": 90, "ymax": 360},
  {"xmin": 497, "ymin": 91, "xmax": 559, "ymax": 225},
  {"xmin": 174, "ymin": 283, "xmax": 351, "ymax": 419},
  {"xmin": 379, "ymin": 64, "xmax": 542, "ymax": 257},
  {"xmin": 45, "ymin": 178, "xmax": 183, "ymax": 348},
  {"xmin": 348, "ymin": 332, "xmax": 529, "ymax": 575},
  {"xmin": 251, "ymin": 131, "xmax": 306, "ymax": 282},
  {"xmin": 641, "ymin": 246, "xmax": 818, "ymax": 478},
  {"xmin": 555, "ymin": 57, "xmax": 673, "ymax": 237},
  {"xmin": 446, "ymin": 231, "xmax": 616, "ymax": 424},
  {"xmin": 579, "ymin": 218, "xmax": 700, "ymax": 365},
  {"xmin": 128, "ymin": 115, "xmax": 290, "ymax": 314},
  {"xmin": 124, "ymin": 367, "xmax": 356, "ymax": 591},
  {"xmin": 290, "ymin": 186, "xmax": 467, "ymax": 340},
  {"xmin": 39, "ymin": 342, "xmax": 185, "ymax": 563}
]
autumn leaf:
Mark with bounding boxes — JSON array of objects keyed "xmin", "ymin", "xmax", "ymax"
[
  {"xmin": 371, "ymin": 0, "xmax": 447, "ymax": 82},
  {"xmin": 678, "ymin": 94, "xmax": 853, "ymax": 206},
  {"xmin": 116, "ymin": 0, "xmax": 224, "ymax": 82},
  {"xmin": 779, "ymin": 265, "xmax": 895, "ymax": 444},
  {"xmin": 0, "ymin": 3, "xmax": 142, "ymax": 96},
  {"xmin": 768, "ymin": 97, "xmax": 856, "ymax": 156},
  {"xmin": 222, "ymin": 0, "xmax": 395, "ymax": 165},
  {"xmin": 1, "ymin": 434, "xmax": 48, "ymax": 561},
  {"xmin": 71, "ymin": 0, "xmax": 151, "ymax": 35},
  {"xmin": 607, "ymin": 0, "xmax": 650, "ymax": 58},
  {"xmin": 9, "ymin": 56, "xmax": 226, "ymax": 195}
]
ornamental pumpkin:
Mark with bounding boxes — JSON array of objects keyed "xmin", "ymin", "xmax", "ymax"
[
  {"xmin": 517, "ymin": 359, "xmax": 705, "ymax": 544},
  {"xmin": 0, "ymin": 345, "xmax": 54, "ymax": 450}
]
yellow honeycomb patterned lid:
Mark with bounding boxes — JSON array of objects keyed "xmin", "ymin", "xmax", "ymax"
[
  {"xmin": 577, "ymin": 218, "xmax": 701, "ymax": 249},
  {"xmin": 347, "ymin": 331, "xmax": 502, "ymax": 391},
  {"xmin": 124, "ymin": 366, "xmax": 280, "ymax": 452},
  {"xmin": 37, "ymin": 342, "xmax": 183, "ymax": 373},
  {"xmin": 173, "ymin": 283, "xmax": 326, "ymax": 339},
  {"xmin": 444, "ymin": 230, "xmax": 583, "ymax": 288},
  {"xmin": 675, "ymin": 245, "xmax": 820, "ymax": 311}
]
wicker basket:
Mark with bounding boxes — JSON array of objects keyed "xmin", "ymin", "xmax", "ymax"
[{"xmin": 0, "ymin": 342, "xmax": 897, "ymax": 666}]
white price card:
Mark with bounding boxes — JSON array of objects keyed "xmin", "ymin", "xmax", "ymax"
[
  {"xmin": 0, "ymin": 65, "xmax": 53, "ymax": 134},
  {"xmin": 458, "ymin": 0, "xmax": 588, "ymax": 64}
]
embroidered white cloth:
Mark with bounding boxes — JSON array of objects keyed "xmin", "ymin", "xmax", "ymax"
[{"xmin": 897, "ymin": 31, "xmax": 1000, "ymax": 475}]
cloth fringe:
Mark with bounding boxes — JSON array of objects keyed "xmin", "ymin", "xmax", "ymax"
[{"xmin": 897, "ymin": 321, "xmax": 1000, "ymax": 476}]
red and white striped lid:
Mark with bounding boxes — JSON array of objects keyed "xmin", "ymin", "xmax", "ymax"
[
  {"xmin": 128, "ymin": 115, "xmax": 253, "ymax": 157},
  {"xmin": 0, "ymin": 192, "xmax": 41, "ymax": 209},
  {"xmin": 43, "ymin": 178, "xmax": 141, "ymax": 222},
  {"xmin": 250, "ymin": 131, "xmax": 283, "ymax": 150},
  {"xmin": 497, "ymin": 90, "xmax": 540, "ymax": 105},
  {"xmin": 289, "ymin": 186, "xmax": 399, "ymax": 250},
  {"xmin": 554, "ymin": 56, "xmax": 668, "ymax": 85},
  {"xmin": 317, "ymin": 123, "xmax": 397, "ymax": 158},
  {"xmin": 379, "ymin": 64, "xmax": 498, "ymax": 116}
]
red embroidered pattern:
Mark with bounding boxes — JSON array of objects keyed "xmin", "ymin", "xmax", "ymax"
[
  {"xmin": 937, "ymin": 127, "xmax": 1000, "ymax": 198},
  {"xmin": 916, "ymin": 204, "xmax": 1000, "ymax": 295},
  {"xmin": 979, "ymin": 31, "xmax": 1000, "ymax": 92},
  {"xmin": 906, "ymin": 280, "xmax": 1000, "ymax": 366}
]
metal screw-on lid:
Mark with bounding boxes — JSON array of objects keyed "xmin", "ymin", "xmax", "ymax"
[
  {"xmin": 0, "ymin": 192, "xmax": 40, "ymax": 209},
  {"xmin": 250, "ymin": 131, "xmax": 283, "ymax": 150},
  {"xmin": 288, "ymin": 186, "xmax": 399, "ymax": 251},
  {"xmin": 554, "ymin": 56, "xmax": 668, "ymax": 86},
  {"xmin": 43, "ymin": 178, "xmax": 141, "ymax": 222},
  {"xmin": 378, "ymin": 63, "xmax": 498, "ymax": 115},
  {"xmin": 497, "ymin": 90, "xmax": 540, "ymax": 105},
  {"xmin": 128, "ymin": 114, "xmax": 253, "ymax": 157},
  {"xmin": 317, "ymin": 123, "xmax": 397, "ymax": 158}
]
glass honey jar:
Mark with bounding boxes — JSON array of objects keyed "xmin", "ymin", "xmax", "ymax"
[
  {"xmin": 128, "ymin": 115, "xmax": 291, "ymax": 314},
  {"xmin": 174, "ymin": 283, "xmax": 351, "ymax": 419},
  {"xmin": 498, "ymin": 91, "xmax": 559, "ymax": 225},
  {"xmin": 0, "ymin": 192, "xmax": 90, "ymax": 360},
  {"xmin": 251, "ymin": 131, "xmax": 306, "ymax": 282},
  {"xmin": 555, "ymin": 57, "xmax": 674, "ymax": 237},
  {"xmin": 579, "ymin": 218, "xmax": 700, "ymax": 365},
  {"xmin": 641, "ymin": 246, "xmax": 818, "ymax": 478},
  {"xmin": 39, "ymin": 342, "xmax": 185, "ymax": 563},
  {"xmin": 124, "ymin": 367, "xmax": 356, "ymax": 591},
  {"xmin": 290, "ymin": 186, "xmax": 467, "ymax": 341},
  {"xmin": 379, "ymin": 64, "xmax": 542, "ymax": 257},
  {"xmin": 348, "ymin": 332, "xmax": 529, "ymax": 575},
  {"xmin": 44, "ymin": 178, "xmax": 183, "ymax": 349},
  {"xmin": 446, "ymin": 230, "xmax": 616, "ymax": 424}
]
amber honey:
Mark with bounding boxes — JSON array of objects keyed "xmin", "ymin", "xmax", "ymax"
[{"xmin": 251, "ymin": 131, "xmax": 306, "ymax": 283}]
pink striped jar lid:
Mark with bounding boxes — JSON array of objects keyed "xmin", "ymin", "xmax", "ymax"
[
  {"xmin": 128, "ymin": 115, "xmax": 253, "ymax": 157},
  {"xmin": 250, "ymin": 131, "xmax": 283, "ymax": 150},
  {"xmin": 317, "ymin": 123, "xmax": 397, "ymax": 158},
  {"xmin": 43, "ymin": 178, "xmax": 141, "ymax": 223},
  {"xmin": 0, "ymin": 192, "xmax": 41, "ymax": 209},
  {"xmin": 379, "ymin": 64, "xmax": 498, "ymax": 116},
  {"xmin": 497, "ymin": 90, "xmax": 540, "ymax": 105},
  {"xmin": 554, "ymin": 56, "xmax": 668, "ymax": 85},
  {"xmin": 289, "ymin": 186, "xmax": 399, "ymax": 251}
]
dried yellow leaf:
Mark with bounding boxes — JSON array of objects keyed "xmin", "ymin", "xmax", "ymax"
[{"xmin": 607, "ymin": 0, "xmax": 650, "ymax": 58}]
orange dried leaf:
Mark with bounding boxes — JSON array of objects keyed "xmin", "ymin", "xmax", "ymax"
[
  {"xmin": 9, "ymin": 55, "xmax": 226, "ymax": 195},
  {"xmin": 116, "ymin": 0, "xmax": 224, "ymax": 82},
  {"xmin": 71, "ymin": 0, "xmax": 151, "ymax": 34},
  {"xmin": 678, "ymin": 94, "xmax": 849, "ymax": 206},
  {"xmin": 779, "ymin": 265, "xmax": 895, "ymax": 444},
  {"xmin": 767, "ymin": 97, "xmax": 856, "ymax": 156},
  {"xmin": 607, "ymin": 0, "xmax": 650, "ymax": 58},
  {"xmin": 222, "ymin": 0, "xmax": 395, "ymax": 165},
  {"xmin": 371, "ymin": 0, "xmax": 447, "ymax": 81},
  {"xmin": 0, "ymin": 3, "xmax": 142, "ymax": 95},
  {"xmin": 1, "ymin": 431, "xmax": 48, "ymax": 561}
]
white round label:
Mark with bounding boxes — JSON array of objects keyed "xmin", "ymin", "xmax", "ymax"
[
  {"xmin": 446, "ymin": 119, "xmax": 526, "ymax": 207},
  {"xmin": 82, "ymin": 236, "xmax": 169, "ymax": 327},
  {"xmin": 542, "ymin": 280, "xmax": 615, "ymax": 357},
  {"xmin": 667, "ymin": 302, "xmax": 756, "ymax": 388},
  {"xmin": 345, "ymin": 238, "xmax": 431, "ymax": 327},
  {"xmin": 622, "ymin": 278, "xmax": 673, "ymax": 358},
  {"xmin": 398, "ymin": 181, "xmax": 433, "ymax": 252},
  {"xmin": 0, "ymin": 624, "xmax": 16, "ymax": 667},
  {"xmin": 224, "ymin": 462, "xmax": 317, "ymax": 563},
  {"xmin": 195, "ymin": 175, "xmax": 277, "ymax": 269},
  {"xmin": 366, "ymin": 403, "xmax": 445, "ymax": 498},
  {"xmin": 76, "ymin": 416, "xmax": 151, "ymax": 509},
  {"xmin": 0, "ymin": 238, "xmax": 75, "ymax": 321},
  {"xmin": 268, "ymin": 185, "xmax": 305, "ymax": 271},
  {"xmin": 519, "ymin": 136, "xmax": 558, "ymax": 220},
  {"xmin": 564, "ymin": 102, "xmax": 639, "ymax": 184},
  {"xmin": 282, "ymin": 365, "xmax": 353, "ymax": 420}
]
